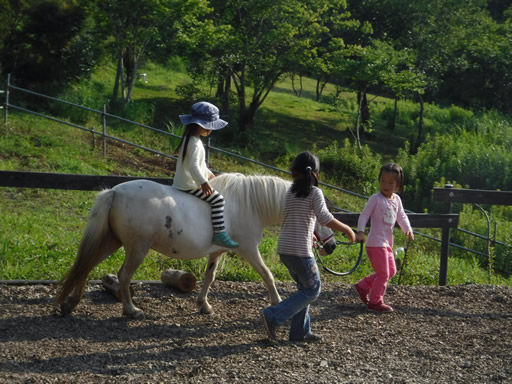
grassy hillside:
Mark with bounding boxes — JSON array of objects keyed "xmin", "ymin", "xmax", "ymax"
[{"xmin": 1, "ymin": 61, "xmax": 510, "ymax": 286}]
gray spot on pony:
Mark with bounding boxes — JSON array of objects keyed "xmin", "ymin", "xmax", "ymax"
[{"xmin": 165, "ymin": 216, "xmax": 173, "ymax": 238}]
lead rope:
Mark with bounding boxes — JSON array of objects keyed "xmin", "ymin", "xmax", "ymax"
[
  {"xmin": 314, "ymin": 240, "xmax": 364, "ymax": 277},
  {"xmin": 396, "ymin": 239, "xmax": 412, "ymax": 284}
]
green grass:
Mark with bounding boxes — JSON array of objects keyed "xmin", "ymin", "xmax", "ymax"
[{"xmin": 1, "ymin": 61, "xmax": 511, "ymax": 286}]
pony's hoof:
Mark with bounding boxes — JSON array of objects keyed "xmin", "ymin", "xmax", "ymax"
[
  {"xmin": 197, "ymin": 302, "xmax": 214, "ymax": 314},
  {"xmin": 197, "ymin": 299, "xmax": 214, "ymax": 314},
  {"xmin": 132, "ymin": 311, "xmax": 145, "ymax": 320},
  {"xmin": 60, "ymin": 302, "xmax": 73, "ymax": 316},
  {"xmin": 199, "ymin": 306, "xmax": 214, "ymax": 315},
  {"xmin": 124, "ymin": 309, "xmax": 145, "ymax": 320},
  {"xmin": 270, "ymin": 296, "xmax": 282, "ymax": 306}
]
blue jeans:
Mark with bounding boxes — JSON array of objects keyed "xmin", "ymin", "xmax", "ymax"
[{"xmin": 263, "ymin": 255, "xmax": 322, "ymax": 340}]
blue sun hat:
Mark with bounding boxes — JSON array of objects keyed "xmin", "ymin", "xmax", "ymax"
[{"xmin": 179, "ymin": 101, "xmax": 228, "ymax": 130}]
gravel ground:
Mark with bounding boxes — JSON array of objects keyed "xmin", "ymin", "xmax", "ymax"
[{"xmin": 1, "ymin": 280, "xmax": 511, "ymax": 383}]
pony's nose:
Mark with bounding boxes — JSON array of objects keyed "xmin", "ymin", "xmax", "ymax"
[{"xmin": 322, "ymin": 241, "xmax": 336, "ymax": 255}]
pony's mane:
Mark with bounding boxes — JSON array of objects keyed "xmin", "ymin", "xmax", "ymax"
[{"xmin": 210, "ymin": 173, "xmax": 290, "ymax": 225}]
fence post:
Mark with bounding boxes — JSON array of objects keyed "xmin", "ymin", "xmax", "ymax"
[
  {"xmin": 103, "ymin": 104, "xmax": 107, "ymax": 157},
  {"xmin": 4, "ymin": 73, "xmax": 10, "ymax": 125},
  {"xmin": 439, "ymin": 184, "xmax": 453, "ymax": 285},
  {"xmin": 206, "ymin": 136, "xmax": 211, "ymax": 167},
  {"xmin": 0, "ymin": 89, "xmax": 4, "ymax": 123}
]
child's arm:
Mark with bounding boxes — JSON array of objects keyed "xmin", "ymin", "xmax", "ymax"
[
  {"xmin": 356, "ymin": 195, "xmax": 377, "ymax": 243},
  {"xmin": 396, "ymin": 195, "xmax": 414, "ymax": 241},
  {"xmin": 311, "ymin": 188, "xmax": 356, "ymax": 243},
  {"xmin": 326, "ymin": 218, "xmax": 356, "ymax": 244}
]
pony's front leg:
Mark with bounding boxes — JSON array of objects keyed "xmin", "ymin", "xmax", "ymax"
[
  {"xmin": 118, "ymin": 246, "xmax": 148, "ymax": 320},
  {"xmin": 197, "ymin": 251, "xmax": 224, "ymax": 314},
  {"xmin": 239, "ymin": 248, "xmax": 281, "ymax": 306}
]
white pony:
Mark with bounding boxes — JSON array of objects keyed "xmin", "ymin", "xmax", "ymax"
[{"xmin": 56, "ymin": 173, "xmax": 336, "ymax": 319}]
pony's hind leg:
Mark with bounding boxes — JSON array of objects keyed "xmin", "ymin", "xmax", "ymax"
[
  {"xmin": 118, "ymin": 244, "xmax": 149, "ymax": 319},
  {"xmin": 59, "ymin": 233, "xmax": 121, "ymax": 316},
  {"xmin": 239, "ymin": 248, "xmax": 282, "ymax": 306},
  {"xmin": 197, "ymin": 251, "xmax": 224, "ymax": 314}
]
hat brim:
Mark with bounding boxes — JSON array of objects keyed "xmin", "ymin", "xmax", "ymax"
[{"xmin": 179, "ymin": 114, "xmax": 228, "ymax": 130}]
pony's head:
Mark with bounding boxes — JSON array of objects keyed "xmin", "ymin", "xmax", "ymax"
[{"xmin": 314, "ymin": 222, "xmax": 336, "ymax": 255}]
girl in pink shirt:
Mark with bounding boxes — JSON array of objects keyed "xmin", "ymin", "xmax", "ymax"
[{"xmin": 355, "ymin": 163, "xmax": 414, "ymax": 312}]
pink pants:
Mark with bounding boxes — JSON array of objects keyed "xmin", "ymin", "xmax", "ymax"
[{"xmin": 357, "ymin": 246, "xmax": 396, "ymax": 305}]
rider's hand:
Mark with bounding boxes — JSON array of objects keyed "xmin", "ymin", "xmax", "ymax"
[{"xmin": 201, "ymin": 181, "xmax": 213, "ymax": 196}]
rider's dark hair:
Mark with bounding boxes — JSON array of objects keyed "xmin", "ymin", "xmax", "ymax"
[
  {"xmin": 379, "ymin": 162, "xmax": 405, "ymax": 193},
  {"xmin": 291, "ymin": 151, "xmax": 320, "ymax": 198},
  {"xmin": 174, "ymin": 124, "xmax": 200, "ymax": 161}
]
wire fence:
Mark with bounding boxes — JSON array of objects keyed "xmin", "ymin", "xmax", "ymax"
[{"xmin": 2, "ymin": 74, "xmax": 511, "ymax": 275}]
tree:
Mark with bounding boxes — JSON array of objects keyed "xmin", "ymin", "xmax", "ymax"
[
  {"xmin": 401, "ymin": 0, "xmax": 512, "ymax": 113},
  {"xmin": 340, "ymin": 40, "xmax": 397, "ymax": 148},
  {"xmin": 93, "ymin": 0, "xmax": 210, "ymax": 103},
  {"xmin": 380, "ymin": 48, "xmax": 426, "ymax": 151},
  {"xmin": 201, "ymin": 0, "xmax": 351, "ymax": 134},
  {"xmin": 0, "ymin": 0, "xmax": 93, "ymax": 90},
  {"xmin": 302, "ymin": 8, "xmax": 361, "ymax": 102}
]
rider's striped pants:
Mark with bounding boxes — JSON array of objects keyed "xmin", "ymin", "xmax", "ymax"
[{"xmin": 186, "ymin": 189, "xmax": 226, "ymax": 233}]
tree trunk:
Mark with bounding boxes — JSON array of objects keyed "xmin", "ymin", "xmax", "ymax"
[
  {"xmin": 357, "ymin": 83, "xmax": 370, "ymax": 123},
  {"xmin": 125, "ymin": 64, "xmax": 137, "ymax": 102},
  {"xmin": 120, "ymin": 53, "xmax": 126, "ymax": 101},
  {"xmin": 238, "ymin": 102, "xmax": 257, "ymax": 133},
  {"xmin": 354, "ymin": 82, "xmax": 369, "ymax": 149},
  {"xmin": 125, "ymin": 52, "xmax": 139, "ymax": 102},
  {"xmin": 112, "ymin": 49, "xmax": 123, "ymax": 102},
  {"xmin": 291, "ymin": 73, "xmax": 303, "ymax": 97},
  {"xmin": 413, "ymin": 93, "xmax": 425, "ymax": 154},
  {"xmin": 390, "ymin": 96, "xmax": 398, "ymax": 130},
  {"xmin": 315, "ymin": 77, "xmax": 328, "ymax": 101},
  {"xmin": 335, "ymin": 83, "xmax": 343, "ymax": 98},
  {"xmin": 216, "ymin": 74, "xmax": 224, "ymax": 99},
  {"xmin": 219, "ymin": 70, "xmax": 231, "ymax": 116}
]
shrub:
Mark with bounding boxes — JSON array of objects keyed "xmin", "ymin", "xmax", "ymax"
[{"xmin": 317, "ymin": 139, "xmax": 382, "ymax": 196}]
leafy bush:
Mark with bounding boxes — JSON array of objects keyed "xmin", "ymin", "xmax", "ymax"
[
  {"xmin": 397, "ymin": 115, "xmax": 512, "ymax": 213},
  {"xmin": 317, "ymin": 139, "xmax": 382, "ymax": 196},
  {"xmin": 175, "ymin": 83, "xmax": 202, "ymax": 101}
]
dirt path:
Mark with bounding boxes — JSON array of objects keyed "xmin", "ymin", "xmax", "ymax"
[{"xmin": 1, "ymin": 281, "xmax": 511, "ymax": 383}]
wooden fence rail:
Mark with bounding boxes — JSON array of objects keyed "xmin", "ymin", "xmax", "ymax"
[
  {"xmin": 1, "ymin": 170, "xmax": 459, "ymax": 284},
  {"xmin": 0, "ymin": 170, "xmax": 171, "ymax": 190},
  {"xmin": 434, "ymin": 185, "xmax": 512, "ymax": 284}
]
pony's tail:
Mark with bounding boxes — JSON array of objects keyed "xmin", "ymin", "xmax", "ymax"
[{"xmin": 56, "ymin": 189, "xmax": 115, "ymax": 306}]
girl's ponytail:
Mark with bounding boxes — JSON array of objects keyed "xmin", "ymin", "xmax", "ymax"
[
  {"xmin": 291, "ymin": 152, "xmax": 320, "ymax": 197},
  {"xmin": 173, "ymin": 124, "xmax": 196, "ymax": 161}
]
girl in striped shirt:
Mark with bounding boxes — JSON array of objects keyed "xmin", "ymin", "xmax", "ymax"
[{"xmin": 260, "ymin": 151, "xmax": 355, "ymax": 342}]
